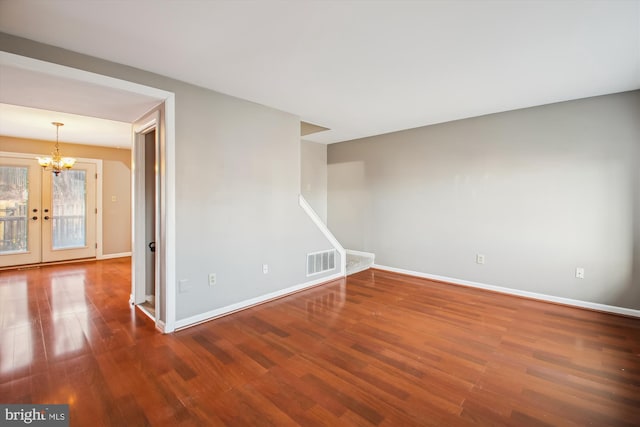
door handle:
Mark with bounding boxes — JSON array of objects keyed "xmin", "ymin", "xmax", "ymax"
[
  {"xmin": 149, "ymin": 242, "xmax": 156, "ymax": 252},
  {"xmin": 32, "ymin": 216, "xmax": 38, "ymax": 220},
  {"xmin": 44, "ymin": 216, "xmax": 50, "ymax": 220}
]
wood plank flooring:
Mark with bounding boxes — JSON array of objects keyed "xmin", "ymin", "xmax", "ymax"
[{"xmin": 1, "ymin": 258, "xmax": 639, "ymax": 426}]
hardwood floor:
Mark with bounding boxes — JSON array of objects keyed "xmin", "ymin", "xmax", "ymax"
[{"xmin": 1, "ymin": 258, "xmax": 639, "ymax": 426}]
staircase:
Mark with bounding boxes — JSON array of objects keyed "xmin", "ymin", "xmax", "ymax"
[{"xmin": 346, "ymin": 250, "xmax": 375, "ymax": 275}]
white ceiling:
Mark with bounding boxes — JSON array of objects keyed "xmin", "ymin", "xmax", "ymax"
[
  {"xmin": 0, "ymin": 60, "xmax": 164, "ymax": 147},
  {"xmin": 0, "ymin": 0, "xmax": 639, "ymax": 145},
  {"xmin": 0, "ymin": 103, "xmax": 132, "ymax": 148}
]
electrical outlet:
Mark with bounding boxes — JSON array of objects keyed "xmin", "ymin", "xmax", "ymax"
[
  {"xmin": 263, "ymin": 264, "xmax": 269, "ymax": 274},
  {"xmin": 575, "ymin": 267, "xmax": 584, "ymax": 279},
  {"xmin": 208, "ymin": 273, "xmax": 216, "ymax": 286},
  {"xmin": 476, "ymin": 254, "xmax": 485, "ymax": 265}
]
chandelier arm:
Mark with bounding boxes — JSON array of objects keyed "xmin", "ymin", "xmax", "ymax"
[{"xmin": 36, "ymin": 122, "xmax": 76, "ymax": 175}]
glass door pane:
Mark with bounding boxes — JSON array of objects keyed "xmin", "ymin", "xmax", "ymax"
[
  {"xmin": 52, "ymin": 170, "xmax": 87, "ymax": 249},
  {"xmin": 0, "ymin": 166, "xmax": 28, "ymax": 254},
  {"xmin": 41, "ymin": 162, "xmax": 96, "ymax": 263},
  {"xmin": 0, "ymin": 158, "xmax": 41, "ymax": 267}
]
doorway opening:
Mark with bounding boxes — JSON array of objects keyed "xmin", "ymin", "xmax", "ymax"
[
  {"xmin": 1, "ymin": 50, "xmax": 177, "ymax": 332},
  {"xmin": 0, "ymin": 154, "xmax": 99, "ymax": 268},
  {"xmin": 141, "ymin": 129, "xmax": 157, "ymax": 317},
  {"xmin": 132, "ymin": 110, "xmax": 161, "ymax": 323}
]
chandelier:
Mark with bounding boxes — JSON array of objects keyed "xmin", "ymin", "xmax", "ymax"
[{"xmin": 37, "ymin": 122, "xmax": 76, "ymax": 176}]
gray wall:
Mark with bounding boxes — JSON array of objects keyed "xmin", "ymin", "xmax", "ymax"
[
  {"xmin": 174, "ymin": 84, "xmax": 338, "ymax": 319},
  {"xmin": 301, "ymin": 140, "xmax": 328, "ymax": 223},
  {"xmin": 328, "ymin": 91, "xmax": 640, "ymax": 310},
  {"xmin": 1, "ymin": 33, "xmax": 339, "ymax": 322}
]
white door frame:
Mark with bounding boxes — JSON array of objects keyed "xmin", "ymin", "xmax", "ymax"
[
  {"xmin": 132, "ymin": 110, "xmax": 160, "ymax": 321},
  {"xmin": 41, "ymin": 161, "xmax": 98, "ymax": 263},
  {"xmin": 0, "ymin": 152, "xmax": 102, "ymax": 266},
  {"xmin": 0, "ymin": 155, "xmax": 41, "ymax": 266},
  {"xmin": 0, "ymin": 51, "xmax": 177, "ymax": 333}
]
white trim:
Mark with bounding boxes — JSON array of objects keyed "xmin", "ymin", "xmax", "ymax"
[
  {"xmin": 132, "ymin": 108, "xmax": 166, "ymax": 332},
  {"xmin": 99, "ymin": 251, "xmax": 131, "ymax": 260},
  {"xmin": 156, "ymin": 320, "xmax": 167, "ymax": 334},
  {"xmin": 0, "ymin": 51, "xmax": 174, "ymax": 100},
  {"xmin": 163, "ymin": 96, "xmax": 176, "ymax": 333},
  {"xmin": 346, "ymin": 249, "xmax": 375, "ymax": 276},
  {"xmin": 346, "ymin": 249, "xmax": 376, "ymax": 259},
  {"xmin": 95, "ymin": 160, "xmax": 103, "ymax": 260},
  {"xmin": 299, "ymin": 194, "xmax": 346, "ymax": 276},
  {"xmin": 132, "ymin": 110, "xmax": 160, "ymax": 311},
  {"xmin": 175, "ymin": 272, "xmax": 344, "ymax": 330},
  {"xmin": 372, "ymin": 264, "xmax": 640, "ymax": 319},
  {"xmin": 1, "ymin": 52, "xmax": 177, "ymax": 333},
  {"xmin": 0, "ymin": 152, "xmax": 102, "ymax": 261}
]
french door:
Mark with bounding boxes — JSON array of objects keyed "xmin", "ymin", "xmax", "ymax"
[{"xmin": 0, "ymin": 156, "xmax": 96, "ymax": 267}]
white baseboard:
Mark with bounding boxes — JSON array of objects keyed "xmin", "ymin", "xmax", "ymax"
[
  {"xmin": 346, "ymin": 249, "xmax": 376, "ymax": 259},
  {"xmin": 99, "ymin": 252, "xmax": 132, "ymax": 260},
  {"xmin": 156, "ymin": 320, "xmax": 167, "ymax": 334},
  {"xmin": 130, "ymin": 297, "xmax": 168, "ymax": 333},
  {"xmin": 373, "ymin": 264, "xmax": 640, "ymax": 319},
  {"xmin": 346, "ymin": 249, "xmax": 375, "ymax": 276},
  {"xmin": 174, "ymin": 272, "xmax": 345, "ymax": 330}
]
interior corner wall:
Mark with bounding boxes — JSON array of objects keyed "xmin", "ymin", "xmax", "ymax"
[
  {"xmin": 301, "ymin": 140, "xmax": 328, "ymax": 223},
  {"xmin": 173, "ymin": 85, "xmax": 340, "ymax": 320},
  {"xmin": 328, "ymin": 90, "xmax": 640, "ymax": 310},
  {"xmin": 0, "ymin": 135, "xmax": 132, "ymax": 256},
  {"xmin": 0, "ymin": 33, "xmax": 339, "ymax": 321}
]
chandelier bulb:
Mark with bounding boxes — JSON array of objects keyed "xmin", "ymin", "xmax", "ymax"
[{"xmin": 36, "ymin": 122, "xmax": 76, "ymax": 175}]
